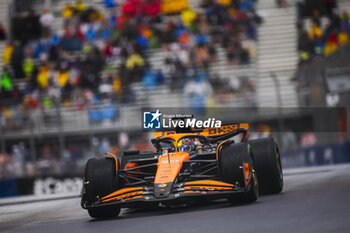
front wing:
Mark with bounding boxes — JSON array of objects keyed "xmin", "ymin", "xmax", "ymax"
[{"xmin": 83, "ymin": 180, "xmax": 246, "ymax": 209}]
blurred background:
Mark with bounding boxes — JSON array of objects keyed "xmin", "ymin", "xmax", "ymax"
[{"xmin": 0, "ymin": 0, "xmax": 349, "ymax": 197}]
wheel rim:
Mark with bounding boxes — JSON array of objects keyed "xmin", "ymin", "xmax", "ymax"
[
  {"xmin": 275, "ymin": 148, "xmax": 283, "ymax": 187},
  {"xmin": 250, "ymin": 154, "xmax": 258, "ymax": 197}
]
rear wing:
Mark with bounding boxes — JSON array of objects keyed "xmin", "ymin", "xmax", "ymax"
[
  {"xmin": 152, "ymin": 123, "xmax": 249, "ymax": 139},
  {"xmin": 199, "ymin": 123, "xmax": 249, "ymax": 137}
]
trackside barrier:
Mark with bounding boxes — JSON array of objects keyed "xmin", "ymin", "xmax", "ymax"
[
  {"xmin": 0, "ymin": 176, "xmax": 83, "ymax": 198},
  {"xmin": 0, "ymin": 178, "xmax": 17, "ymax": 197},
  {"xmin": 281, "ymin": 141, "xmax": 350, "ymax": 168}
]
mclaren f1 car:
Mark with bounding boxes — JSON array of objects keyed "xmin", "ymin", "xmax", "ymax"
[{"xmin": 81, "ymin": 123, "xmax": 283, "ymax": 218}]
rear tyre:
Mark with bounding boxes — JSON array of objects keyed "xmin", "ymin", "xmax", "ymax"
[
  {"xmin": 249, "ymin": 138, "xmax": 283, "ymax": 195},
  {"xmin": 219, "ymin": 142, "xmax": 258, "ymax": 204},
  {"xmin": 85, "ymin": 158, "xmax": 121, "ymax": 218}
]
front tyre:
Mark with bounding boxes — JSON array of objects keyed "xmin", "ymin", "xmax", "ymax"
[
  {"xmin": 85, "ymin": 158, "xmax": 121, "ymax": 218},
  {"xmin": 219, "ymin": 142, "xmax": 259, "ymax": 204}
]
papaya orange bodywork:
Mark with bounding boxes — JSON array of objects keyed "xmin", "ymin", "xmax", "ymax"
[
  {"xmin": 103, "ymin": 191, "xmax": 143, "ymax": 203},
  {"xmin": 184, "ymin": 180, "xmax": 234, "ymax": 187},
  {"xmin": 154, "ymin": 152, "xmax": 190, "ymax": 184},
  {"xmin": 123, "ymin": 195, "xmax": 143, "ymax": 201},
  {"xmin": 105, "ymin": 152, "xmax": 119, "ymax": 171},
  {"xmin": 183, "ymin": 180, "xmax": 235, "ymax": 192},
  {"xmin": 102, "ymin": 187, "xmax": 143, "ymax": 201},
  {"xmin": 216, "ymin": 140, "xmax": 228, "ymax": 160}
]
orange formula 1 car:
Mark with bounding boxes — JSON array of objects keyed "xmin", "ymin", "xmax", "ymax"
[{"xmin": 81, "ymin": 123, "xmax": 283, "ymax": 218}]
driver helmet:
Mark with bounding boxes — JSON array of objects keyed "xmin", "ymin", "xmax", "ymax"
[{"xmin": 177, "ymin": 138, "xmax": 196, "ymax": 152}]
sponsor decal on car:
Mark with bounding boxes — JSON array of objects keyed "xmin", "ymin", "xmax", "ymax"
[{"xmin": 158, "ymin": 183, "xmax": 167, "ymax": 188}]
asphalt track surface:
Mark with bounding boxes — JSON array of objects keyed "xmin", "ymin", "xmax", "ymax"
[{"xmin": 1, "ymin": 164, "xmax": 350, "ymax": 233}]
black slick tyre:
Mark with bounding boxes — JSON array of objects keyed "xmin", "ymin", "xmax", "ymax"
[
  {"xmin": 249, "ymin": 138, "xmax": 283, "ymax": 195},
  {"xmin": 85, "ymin": 158, "xmax": 120, "ymax": 218},
  {"xmin": 219, "ymin": 142, "xmax": 259, "ymax": 204}
]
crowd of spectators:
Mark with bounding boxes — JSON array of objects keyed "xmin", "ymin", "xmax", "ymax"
[
  {"xmin": 0, "ymin": 0, "xmax": 260, "ymax": 132},
  {"xmin": 297, "ymin": 0, "xmax": 350, "ymax": 66}
]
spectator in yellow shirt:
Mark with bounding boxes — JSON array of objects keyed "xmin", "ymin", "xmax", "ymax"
[
  {"xmin": 37, "ymin": 65, "xmax": 50, "ymax": 88},
  {"xmin": 57, "ymin": 71, "xmax": 69, "ymax": 87},
  {"xmin": 338, "ymin": 28, "xmax": 349, "ymax": 45},
  {"xmin": 308, "ymin": 23, "xmax": 322, "ymax": 40},
  {"xmin": 2, "ymin": 43, "xmax": 13, "ymax": 66},
  {"xmin": 62, "ymin": 3, "xmax": 74, "ymax": 19},
  {"xmin": 75, "ymin": 0, "xmax": 86, "ymax": 12},
  {"xmin": 126, "ymin": 53, "xmax": 144, "ymax": 70}
]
